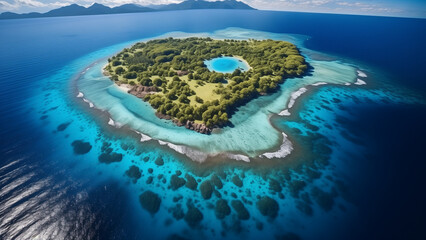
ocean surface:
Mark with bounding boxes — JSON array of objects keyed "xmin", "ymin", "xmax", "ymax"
[{"xmin": 0, "ymin": 10, "xmax": 425, "ymax": 240}]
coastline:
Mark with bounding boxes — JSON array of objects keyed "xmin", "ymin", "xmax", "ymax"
[
  {"xmin": 75, "ymin": 62, "xmax": 324, "ymax": 164},
  {"xmin": 103, "ymin": 65, "xmax": 214, "ymax": 134},
  {"xmin": 75, "ymin": 62, "xmax": 294, "ymax": 162},
  {"xmin": 73, "ymin": 28, "xmax": 368, "ymax": 163}
]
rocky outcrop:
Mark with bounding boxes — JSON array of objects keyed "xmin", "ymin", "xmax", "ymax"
[
  {"xmin": 232, "ymin": 175, "xmax": 243, "ymax": 187},
  {"xmin": 119, "ymin": 83, "xmax": 213, "ymax": 135},
  {"xmin": 125, "ymin": 165, "xmax": 142, "ymax": 183},
  {"xmin": 139, "ymin": 191, "xmax": 161, "ymax": 215},
  {"xmin": 231, "ymin": 200, "xmax": 250, "ymax": 220},
  {"xmin": 185, "ymin": 174, "xmax": 198, "ymax": 190},
  {"xmin": 184, "ymin": 205, "xmax": 203, "ymax": 228},
  {"xmin": 71, "ymin": 140, "xmax": 92, "ymax": 155},
  {"xmin": 155, "ymin": 112, "xmax": 172, "ymax": 120},
  {"xmin": 256, "ymin": 196, "xmax": 279, "ymax": 219},
  {"xmin": 170, "ymin": 174, "xmax": 186, "ymax": 190},
  {"xmin": 199, "ymin": 180, "xmax": 213, "ymax": 200},
  {"xmin": 182, "ymin": 121, "xmax": 212, "ymax": 135},
  {"xmin": 156, "ymin": 112, "xmax": 213, "ymax": 135},
  {"xmin": 128, "ymin": 85, "xmax": 158, "ymax": 98},
  {"xmin": 215, "ymin": 199, "xmax": 231, "ymax": 219},
  {"xmin": 176, "ymin": 70, "xmax": 189, "ymax": 76}
]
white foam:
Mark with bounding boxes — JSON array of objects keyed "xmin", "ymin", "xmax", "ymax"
[
  {"xmin": 311, "ymin": 82, "xmax": 327, "ymax": 86},
  {"xmin": 76, "ymin": 92, "xmax": 84, "ymax": 98},
  {"xmin": 227, "ymin": 154, "xmax": 250, "ymax": 162},
  {"xmin": 279, "ymin": 84, "xmax": 325, "ymax": 116},
  {"xmin": 344, "ymin": 83, "xmax": 351, "ymax": 86},
  {"xmin": 354, "ymin": 78, "xmax": 367, "ymax": 85},
  {"xmin": 165, "ymin": 142, "xmax": 185, "ymax": 154},
  {"xmin": 158, "ymin": 138, "xmax": 250, "ymax": 163},
  {"xmin": 108, "ymin": 118, "xmax": 115, "ymax": 126},
  {"xmin": 278, "ymin": 109, "xmax": 291, "ymax": 116},
  {"xmin": 288, "ymin": 87, "xmax": 308, "ymax": 109},
  {"xmin": 158, "ymin": 140, "xmax": 209, "ymax": 162},
  {"xmin": 357, "ymin": 70, "xmax": 367, "ymax": 78},
  {"xmin": 260, "ymin": 133, "xmax": 293, "ymax": 159},
  {"xmin": 139, "ymin": 132, "xmax": 152, "ymax": 142},
  {"xmin": 82, "ymin": 98, "xmax": 94, "ymax": 108}
]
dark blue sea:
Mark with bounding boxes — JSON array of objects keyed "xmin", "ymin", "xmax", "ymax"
[{"xmin": 0, "ymin": 10, "xmax": 425, "ymax": 240}]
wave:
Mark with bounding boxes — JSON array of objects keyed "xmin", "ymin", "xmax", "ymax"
[
  {"xmin": 278, "ymin": 109, "xmax": 291, "ymax": 116},
  {"xmin": 279, "ymin": 87, "xmax": 308, "ymax": 116},
  {"xmin": 107, "ymin": 118, "xmax": 115, "ymax": 126},
  {"xmin": 354, "ymin": 79, "xmax": 367, "ymax": 85},
  {"xmin": 82, "ymin": 98, "xmax": 94, "ymax": 108},
  {"xmin": 260, "ymin": 133, "xmax": 293, "ymax": 159},
  {"xmin": 357, "ymin": 70, "xmax": 367, "ymax": 78},
  {"xmin": 156, "ymin": 139, "xmax": 252, "ymax": 163},
  {"xmin": 107, "ymin": 118, "xmax": 123, "ymax": 128},
  {"xmin": 311, "ymin": 82, "xmax": 328, "ymax": 86},
  {"xmin": 158, "ymin": 140, "xmax": 209, "ymax": 162},
  {"xmin": 76, "ymin": 92, "xmax": 84, "ymax": 98},
  {"xmin": 136, "ymin": 131, "xmax": 152, "ymax": 142},
  {"xmin": 226, "ymin": 154, "xmax": 250, "ymax": 162},
  {"xmin": 288, "ymin": 87, "xmax": 308, "ymax": 109}
]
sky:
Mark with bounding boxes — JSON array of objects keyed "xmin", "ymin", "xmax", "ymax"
[{"xmin": 0, "ymin": 0, "xmax": 425, "ymax": 18}]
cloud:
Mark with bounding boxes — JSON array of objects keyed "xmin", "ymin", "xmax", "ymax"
[
  {"xmin": 16, "ymin": 0, "xmax": 46, "ymax": 7},
  {"xmin": 95, "ymin": 0, "xmax": 181, "ymax": 7},
  {"xmin": 336, "ymin": 1, "xmax": 402, "ymax": 13},
  {"xmin": 244, "ymin": 0, "xmax": 403, "ymax": 15},
  {"xmin": 0, "ymin": 1, "xmax": 19, "ymax": 10},
  {"xmin": 244, "ymin": 0, "xmax": 333, "ymax": 9},
  {"xmin": 0, "ymin": 0, "xmax": 71, "ymax": 11}
]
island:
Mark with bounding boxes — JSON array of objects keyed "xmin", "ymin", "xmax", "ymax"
[{"xmin": 104, "ymin": 37, "xmax": 307, "ymax": 134}]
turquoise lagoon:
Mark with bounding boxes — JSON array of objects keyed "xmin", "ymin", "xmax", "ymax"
[{"xmin": 204, "ymin": 56, "xmax": 250, "ymax": 73}]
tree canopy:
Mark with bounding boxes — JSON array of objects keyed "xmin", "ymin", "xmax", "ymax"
[{"xmin": 106, "ymin": 37, "xmax": 307, "ymax": 131}]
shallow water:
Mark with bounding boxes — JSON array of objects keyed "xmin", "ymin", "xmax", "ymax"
[
  {"xmin": 1, "ymin": 10, "xmax": 425, "ymax": 240},
  {"xmin": 204, "ymin": 56, "xmax": 250, "ymax": 73}
]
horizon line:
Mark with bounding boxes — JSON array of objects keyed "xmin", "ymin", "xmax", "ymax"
[{"xmin": 1, "ymin": 4, "xmax": 425, "ymax": 20}]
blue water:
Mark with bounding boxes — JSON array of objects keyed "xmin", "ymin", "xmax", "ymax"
[
  {"xmin": 0, "ymin": 10, "xmax": 425, "ymax": 240},
  {"xmin": 204, "ymin": 56, "xmax": 250, "ymax": 73}
]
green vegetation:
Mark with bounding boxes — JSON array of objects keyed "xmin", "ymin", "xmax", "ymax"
[{"xmin": 105, "ymin": 37, "xmax": 307, "ymax": 132}]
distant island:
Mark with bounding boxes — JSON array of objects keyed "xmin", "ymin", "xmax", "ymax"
[
  {"xmin": 105, "ymin": 37, "xmax": 307, "ymax": 134},
  {"xmin": 0, "ymin": 0, "xmax": 255, "ymax": 20}
]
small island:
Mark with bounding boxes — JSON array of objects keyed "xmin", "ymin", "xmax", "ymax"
[{"xmin": 105, "ymin": 37, "xmax": 307, "ymax": 134}]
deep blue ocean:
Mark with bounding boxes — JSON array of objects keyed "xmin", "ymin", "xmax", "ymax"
[{"xmin": 0, "ymin": 10, "xmax": 425, "ymax": 240}]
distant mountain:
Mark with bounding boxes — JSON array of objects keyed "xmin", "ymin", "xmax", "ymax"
[
  {"xmin": 0, "ymin": 11, "xmax": 42, "ymax": 19},
  {"xmin": 0, "ymin": 0, "xmax": 255, "ymax": 20},
  {"xmin": 111, "ymin": 4, "xmax": 154, "ymax": 14},
  {"xmin": 0, "ymin": 3, "xmax": 154, "ymax": 19},
  {"xmin": 156, "ymin": 0, "xmax": 255, "ymax": 11}
]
